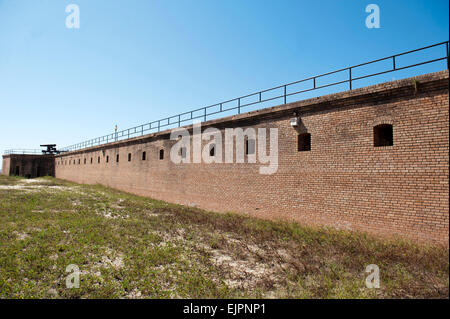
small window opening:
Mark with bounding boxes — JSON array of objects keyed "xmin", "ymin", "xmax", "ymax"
[
  {"xmin": 245, "ymin": 139, "xmax": 255, "ymax": 155},
  {"xmin": 159, "ymin": 149, "xmax": 164, "ymax": 160},
  {"xmin": 106, "ymin": 155, "xmax": 109, "ymax": 163},
  {"xmin": 84, "ymin": 158, "xmax": 86, "ymax": 164},
  {"xmin": 298, "ymin": 133, "xmax": 311, "ymax": 152},
  {"xmin": 116, "ymin": 154, "xmax": 119, "ymax": 163},
  {"xmin": 209, "ymin": 145, "xmax": 215, "ymax": 157},
  {"xmin": 373, "ymin": 124, "xmax": 393, "ymax": 147},
  {"xmin": 142, "ymin": 151, "xmax": 146, "ymax": 161},
  {"xmin": 98, "ymin": 157, "xmax": 100, "ymax": 163},
  {"xmin": 78, "ymin": 159, "xmax": 80, "ymax": 164},
  {"xmin": 91, "ymin": 158, "xmax": 93, "ymax": 164},
  {"xmin": 128, "ymin": 153, "xmax": 132, "ymax": 162}
]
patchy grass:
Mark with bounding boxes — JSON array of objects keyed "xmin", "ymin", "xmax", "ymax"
[{"xmin": 0, "ymin": 175, "xmax": 448, "ymax": 299}]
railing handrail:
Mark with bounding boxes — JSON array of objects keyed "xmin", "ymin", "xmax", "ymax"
[
  {"xmin": 4, "ymin": 149, "xmax": 45, "ymax": 155},
  {"xmin": 47, "ymin": 40, "xmax": 450, "ymax": 153}
]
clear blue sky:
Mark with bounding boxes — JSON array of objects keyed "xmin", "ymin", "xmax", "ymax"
[{"xmin": 0, "ymin": 0, "xmax": 448, "ymax": 154}]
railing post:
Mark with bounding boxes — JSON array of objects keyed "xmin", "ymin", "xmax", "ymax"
[
  {"xmin": 158, "ymin": 120, "xmax": 160, "ymax": 132},
  {"xmin": 204, "ymin": 108, "xmax": 207, "ymax": 122},
  {"xmin": 446, "ymin": 42, "xmax": 449, "ymax": 70},
  {"xmin": 392, "ymin": 56, "xmax": 396, "ymax": 70},
  {"xmin": 178, "ymin": 115, "xmax": 181, "ymax": 127},
  {"xmin": 284, "ymin": 85, "xmax": 287, "ymax": 104},
  {"xmin": 238, "ymin": 98, "xmax": 241, "ymax": 114},
  {"xmin": 349, "ymin": 68, "xmax": 352, "ymax": 90}
]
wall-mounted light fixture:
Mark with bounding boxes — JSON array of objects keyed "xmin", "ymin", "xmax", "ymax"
[{"xmin": 290, "ymin": 112, "xmax": 299, "ymax": 127}]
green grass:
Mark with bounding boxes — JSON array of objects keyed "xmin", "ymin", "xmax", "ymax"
[{"xmin": 0, "ymin": 175, "xmax": 448, "ymax": 298}]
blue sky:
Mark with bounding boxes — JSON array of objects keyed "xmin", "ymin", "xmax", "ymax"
[{"xmin": 0, "ymin": 0, "xmax": 448, "ymax": 154}]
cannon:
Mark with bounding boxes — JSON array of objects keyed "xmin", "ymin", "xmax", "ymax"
[{"xmin": 40, "ymin": 144, "xmax": 61, "ymax": 155}]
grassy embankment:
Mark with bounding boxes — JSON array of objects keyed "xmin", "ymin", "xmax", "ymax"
[{"xmin": 0, "ymin": 175, "xmax": 448, "ymax": 298}]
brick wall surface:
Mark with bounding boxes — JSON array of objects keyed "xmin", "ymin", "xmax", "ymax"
[
  {"xmin": 2, "ymin": 155, "xmax": 55, "ymax": 178},
  {"xmin": 53, "ymin": 71, "xmax": 449, "ymax": 244}
]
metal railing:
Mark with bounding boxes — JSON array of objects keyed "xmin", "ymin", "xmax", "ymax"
[
  {"xmin": 57, "ymin": 40, "xmax": 448, "ymax": 153},
  {"xmin": 4, "ymin": 149, "xmax": 45, "ymax": 155}
]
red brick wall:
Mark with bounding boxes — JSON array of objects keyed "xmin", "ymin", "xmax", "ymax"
[
  {"xmin": 54, "ymin": 71, "xmax": 449, "ymax": 244},
  {"xmin": 1, "ymin": 155, "xmax": 55, "ymax": 178}
]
